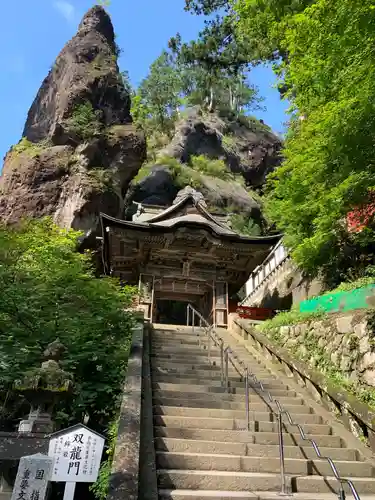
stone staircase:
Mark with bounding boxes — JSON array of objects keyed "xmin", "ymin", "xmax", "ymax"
[{"xmin": 150, "ymin": 324, "xmax": 375, "ymax": 499}]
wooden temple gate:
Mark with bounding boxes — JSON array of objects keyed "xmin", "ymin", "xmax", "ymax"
[{"xmin": 100, "ymin": 188, "xmax": 280, "ymax": 327}]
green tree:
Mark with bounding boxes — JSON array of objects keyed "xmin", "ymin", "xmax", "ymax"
[
  {"xmin": 235, "ymin": 0, "xmax": 375, "ymax": 284},
  {"xmin": 120, "ymin": 70, "xmax": 133, "ymax": 96},
  {"xmin": 178, "ymin": 59, "xmax": 259, "ymax": 114},
  {"xmin": 137, "ymin": 50, "xmax": 182, "ymax": 134},
  {"xmin": 235, "ymin": 0, "xmax": 314, "ymax": 64},
  {"xmin": 0, "ymin": 218, "xmax": 136, "ymax": 429},
  {"xmin": 169, "ymin": 15, "xmax": 252, "ymax": 111},
  {"xmin": 184, "ymin": 0, "xmax": 229, "ymax": 15}
]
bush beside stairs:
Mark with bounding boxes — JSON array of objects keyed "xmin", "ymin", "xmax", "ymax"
[{"xmin": 149, "ymin": 323, "xmax": 375, "ymax": 499}]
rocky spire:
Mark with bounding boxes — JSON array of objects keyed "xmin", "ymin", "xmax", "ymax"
[
  {"xmin": 0, "ymin": 6, "xmax": 146, "ymax": 239},
  {"xmin": 23, "ymin": 5, "xmax": 129, "ymax": 144},
  {"xmin": 78, "ymin": 6, "xmax": 115, "ymax": 45}
]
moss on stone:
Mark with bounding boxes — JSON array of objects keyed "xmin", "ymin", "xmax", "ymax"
[
  {"xmin": 83, "ymin": 167, "xmax": 115, "ymax": 193},
  {"xmin": 9, "ymin": 137, "xmax": 52, "ymax": 160},
  {"xmin": 66, "ymin": 101, "xmax": 102, "ymax": 141},
  {"xmin": 256, "ymin": 315, "xmax": 375, "ymax": 411}
]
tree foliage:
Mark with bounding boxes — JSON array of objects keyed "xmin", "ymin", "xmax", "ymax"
[
  {"xmin": 184, "ymin": 0, "xmax": 229, "ymax": 15},
  {"xmin": 0, "ymin": 219, "xmax": 136, "ymax": 429},
  {"xmin": 132, "ymin": 43, "xmax": 259, "ymax": 138},
  {"xmin": 235, "ymin": 0, "xmax": 314, "ymax": 64},
  {"xmin": 135, "ymin": 50, "xmax": 182, "ymax": 135},
  {"xmin": 179, "ymin": 0, "xmax": 251, "ymax": 74},
  {"xmin": 66, "ymin": 101, "xmax": 102, "ymax": 141},
  {"xmin": 236, "ymin": 0, "xmax": 375, "ymax": 284}
]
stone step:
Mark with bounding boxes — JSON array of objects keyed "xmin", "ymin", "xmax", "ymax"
[
  {"xmin": 150, "ymin": 361, "xmax": 245, "ymax": 372},
  {"xmin": 159, "ymin": 490, "xmax": 375, "ymax": 500},
  {"xmin": 152, "ymin": 339, "xmax": 217, "ymax": 348},
  {"xmin": 153, "ymin": 376, "xmax": 285, "ymax": 390},
  {"xmin": 153, "ymin": 366, "xmax": 243, "ymax": 378},
  {"xmin": 152, "ymin": 354, "xmax": 224, "ymax": 363},
  {"xmin": 157, "ymin": 469, "xmax": 375, "ymax": 494},
  {"xmin": 153, "ymin": 327, "xmax": 206, "ymax": 334},
  {"xmin": 153, "ymin": 397, "xmax": 312, "ymax": 414},
  {"xmin": 153, "ymin": 406, "xmax": 322, "ymax": 424},
  {"xmin": 154, "ymin": 415, "xmax": 332, "ymax": 435},
  {"xmin": 153, "ymin": 382, "xmax": 297, "ymax": 398},
  {"xmin": 159, "ymin": 491, "xmax": 259, "ymax": 500},
  {"xmin": 153, "ymin": 326, "xmax": 207, "ymax": 332},
  {"xmin": 152, "ymin": 362, "xmax": 269, "ymax": 373},
  {"xmin": 152, "ymin": 370, "xmax": 278, "ymax": 381},
  {"xmin": 151, "ymin": 338, "xmax": 218, "ymax": 345},
  {"xmin": 151, "ymin": 347, "xmax": 219, "ymax": 355},
  {"xmin": 152, "ymin": 363, "xmax": 272, "ymax": 379},
  {"xmin": 151, "ymin": 347, "xmax": 222, "ymax": 357},
  {"xmin": 153, "ymin": 427, "xmax": 343, "ymax": 448},
  {"xmin": 156, "ymin": 451, "xmax": 371, "ymax": 477},
  {"xmin": 153, "ymin": 391, "xmax": 304, "ymax": 407},
  {"xmin": 154, "ymin": 438, "xmax": 358, "ymax": 461}
]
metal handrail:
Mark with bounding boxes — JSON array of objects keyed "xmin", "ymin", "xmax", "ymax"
[{"xmin": 186, "ymin": 303, "xmax": 361, "ymax": 500}]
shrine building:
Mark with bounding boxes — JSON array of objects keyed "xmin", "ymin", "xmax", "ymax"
[{"xmin": 99, "ymin": 188, "xmax": 280, "ymax": 327}]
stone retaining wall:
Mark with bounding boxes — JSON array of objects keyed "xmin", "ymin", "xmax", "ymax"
[{"xmin": 272, "ymin": 310, "xmax": 375, "ymax": 387}]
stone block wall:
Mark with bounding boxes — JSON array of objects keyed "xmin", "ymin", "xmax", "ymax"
[{"xmin": 270, "ymin": 311, "xmax": 375, "ymax": 388}]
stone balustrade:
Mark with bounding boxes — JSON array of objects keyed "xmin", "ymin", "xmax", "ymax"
[{"xmin": 242, "ymin": 240, "xmax": 289, "ymax": 305}]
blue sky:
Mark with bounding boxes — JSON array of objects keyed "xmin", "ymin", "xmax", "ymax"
[{"xmin": 0, "ymin": 0, "xmax": 288, "ymax": 162}]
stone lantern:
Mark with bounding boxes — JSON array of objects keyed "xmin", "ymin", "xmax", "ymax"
[{"xmin": 13, "ymin": 339, "xmax": 73, "ymax": 435}]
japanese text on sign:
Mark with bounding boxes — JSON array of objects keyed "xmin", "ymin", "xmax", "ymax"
[
  {"xmin": 48, "ymin": 424, "xmax": 104, "ymax": 483},
  {"xmin": 11, "ymin": 454, "xmax": 53, "ymax": 500}
]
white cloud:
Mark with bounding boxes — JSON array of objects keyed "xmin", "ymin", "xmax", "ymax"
[{"xmin": 53, "ymin": 1, "xmax": 76, "ymax": 24}]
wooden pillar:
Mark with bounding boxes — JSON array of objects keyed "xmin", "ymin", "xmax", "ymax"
[
  {"xmin": 138, "ymin": 274, "xmax": 155, "ymax": 322},
  {"xmin": 212, "ymin": 281, "xmax": 229, "ymax": 328}
]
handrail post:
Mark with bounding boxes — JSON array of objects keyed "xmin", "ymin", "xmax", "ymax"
[
  {"xmin": 220, "ymin": 341, "xmax": 224, "ymax": 387},
  {"xmin": 245, "ymin": 368, "xmax": 250, "ymax": 431},
  {"xmin": 278, "ymin": 412, "xmax": 288, "ymax": 496},
  {"xmin": 225, "ymin": 348, "xmax": 229, "ymax": 391},
  {"xmin": 192, "ymin": 309, "xmax": 195, "ymax": 336},
  {"xmin": 186, "ymin": 304, "xmax": 190, "ymax": 326},
  {"xmin": 208, "ymin": 327, "xmax": 211, "ymax": 366}
]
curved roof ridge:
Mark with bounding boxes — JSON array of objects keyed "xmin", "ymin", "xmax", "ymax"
[
  {"xmin": 195, "ymin": 202, "xmax": 232, "ymax": 231},
  {"xmin": 99, "ymin": 212, "xmax": 283, "ymax": 243},
  {"xmin": 144, "ymin": 195, "xmax": 191, "ymax": 223}
]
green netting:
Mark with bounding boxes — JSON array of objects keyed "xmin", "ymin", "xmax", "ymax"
[{"xmin": 299, "ymin": 285, "xmax": 375, "ymax": 314}]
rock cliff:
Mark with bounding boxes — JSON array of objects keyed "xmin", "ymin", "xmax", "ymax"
[
  {"xmin": 159, "ymin": 107, "xmax": 282, "ymax": 187},
  {"xmin": 126, "ymin": 107, "xmax": 282, "ymax": 232},
  {"xmin": 0, "ymin": 6, "xmax": 146, "ymax": 240}
]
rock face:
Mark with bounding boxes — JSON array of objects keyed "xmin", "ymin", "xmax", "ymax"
[
  {"xmin": 126, "ymin": 165, "xmax": 261, "ymax": 219},
  {"xmin": 158, "ymin": 107, "xmax": 282, "ymax": 187},
  {"xmin": 0, "ymin": 6, "xmax": 146, "ymax": 239},
  {"xmin": 126, "ymin": 107, "xmax": 281, "ymax": 228}
]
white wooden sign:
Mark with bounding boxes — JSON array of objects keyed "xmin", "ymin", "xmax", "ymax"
[
  {"xmin": 48, "ymin": 424, "xmax": 105, "ymax": 483},
  {"xmin": 11, "ymin": 453, "xmax": 53, "ymax": 500}
]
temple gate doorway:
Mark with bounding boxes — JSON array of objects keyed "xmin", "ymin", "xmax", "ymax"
[{"xmin": 155, "ymin": 300, "xmax": 190, "ymax": 325}]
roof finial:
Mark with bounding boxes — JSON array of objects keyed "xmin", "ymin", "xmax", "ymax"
[{"xmin": 173, "ymin": 186, "xmax": 207, "ymax": 207}]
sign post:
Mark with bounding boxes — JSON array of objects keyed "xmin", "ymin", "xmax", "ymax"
[
  {"xmin": 11, "ymin": 453, "xmax": 53, "ymax": 500},
  {"xmin": 48, "ymin": 424, "xmax": 105, "ymax": 500},
  {"xmin": 63, "ymin": 482, "xmax": 76, "ymax": 500}
]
